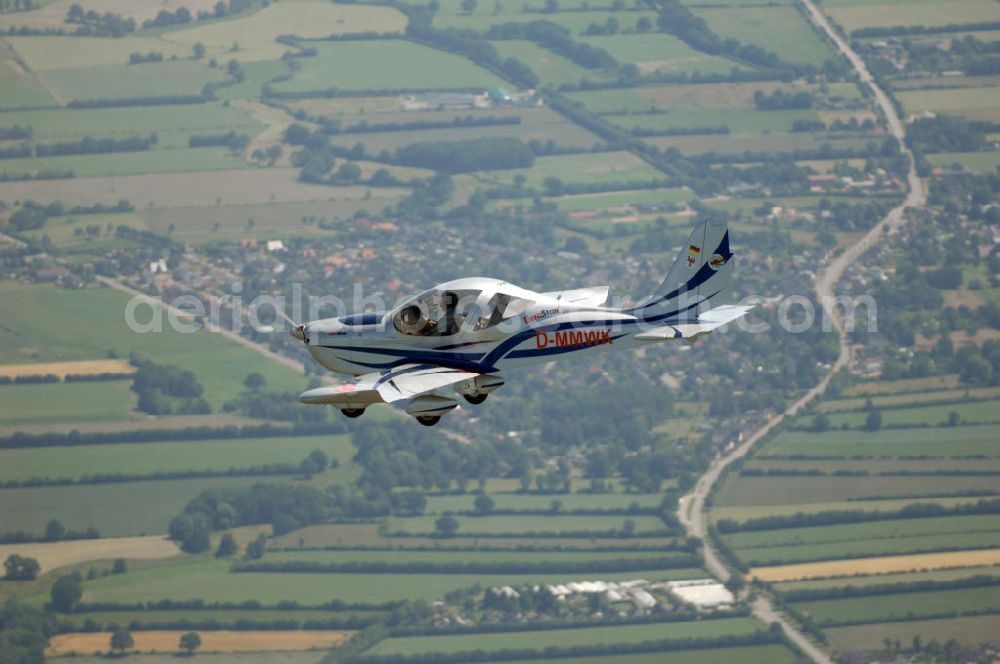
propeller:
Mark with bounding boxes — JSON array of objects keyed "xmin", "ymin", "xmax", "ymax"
[{"xmin": 273, "ymin": 308, "xmax": 308, "ymax": 343}]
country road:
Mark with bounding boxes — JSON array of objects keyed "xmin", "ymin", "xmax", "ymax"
[{"xmin": 677, "ymin": 2, "xmax": 928, "ymax": 663}]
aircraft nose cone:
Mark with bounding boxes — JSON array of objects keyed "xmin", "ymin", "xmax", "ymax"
[{"xmin": 291, "ymin": 324, "xmax": 306, "ymax": 342}]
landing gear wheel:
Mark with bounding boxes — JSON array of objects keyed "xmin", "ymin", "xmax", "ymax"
[
  {"xmin": 463, "ymin": 393, "xmax": 488, "ymax": 405},
  {"xmin": 341, "ymin": 408, "xmax": 365, "ymax": 418},
  {"xmin": 416, "ymin": 415, "xmax": 441, "ymax": 426}
]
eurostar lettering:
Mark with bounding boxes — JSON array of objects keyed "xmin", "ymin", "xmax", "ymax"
[
  {"xmin": 535, "ymin": 329, "xmax": 613, "ymax": 349},
  {"xmin": 523, "ymin": 308, "xmax": 558, "ymax": 324}
]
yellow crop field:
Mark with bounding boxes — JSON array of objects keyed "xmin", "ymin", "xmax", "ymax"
[
  {"xmin": 46, "ymin": 630, "xmax": 354, "ymax": 656},
  {"xmin": 0, "ymin": 359, "xmax": 135, "ymax": 380},
  {"xmin": 751, "ymin": 548, "xmax": 1000, "ymax": 582},
  {"xmin": 0, "ymin": 535, "xmax": 179, "ymax": 574}
]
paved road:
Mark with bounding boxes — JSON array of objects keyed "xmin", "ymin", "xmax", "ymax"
[{"xmin": 677, "ymin": 3, "xmax": 928, "ymax": 662}]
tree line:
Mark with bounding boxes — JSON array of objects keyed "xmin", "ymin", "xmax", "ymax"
[
  {"xmin": 169, "ymin": 482, "xmax": 328, "ymax": 552},
  {"xmin": 232, "ymin": 554, "xmax": 699, "ymax": 575},
  {"xmin": 717, "ymin": 498, "xmax": 1000, "ymax": 533}
]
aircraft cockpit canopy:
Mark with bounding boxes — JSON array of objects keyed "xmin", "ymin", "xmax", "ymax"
[{"xmin": 392, "ymin": 286, "xmax": 534, "ymax": 337}]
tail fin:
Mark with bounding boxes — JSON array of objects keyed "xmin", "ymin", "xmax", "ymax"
[{"xmin": 630, "ymin": 219, "xmax": 734, "ymax": 322}]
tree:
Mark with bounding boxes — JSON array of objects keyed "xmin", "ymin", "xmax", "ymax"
[
  {"xmin": 434, "ymin": 513, "xmax": 459, "ymax": 537},
  {"xmin": 50, "ymin": 572, "xmax": 83, "ymax": 612},
  {"xmin": 3, "ymin": 554, "xmax": 40, "ymax": 581},
  {"xmin": 44, "ymin": 518, "xmax": 66, "ymax": 542},
  {"xmin": 111, "ymin": 558, "xmax": 127, "ymax": 574},
  {"xmin": 215, "ymin": 532, "xmax": 238, "ymax": 558},
  {"xmin": 179, "ymin": 631, "xmax": 201, "ymax": 655},
  {"xmin": 244, "ymin": 372, "xmax": 265, "ymax": 392},
  {"xmin": 461, "ymin": 0, "xmax": 476, "ymax": 12},
  {"xmin": 110, "ymin": 628, "xmax": 134, "ymax": 655},
  {"xmin": 864, "ymin": 410, "xmax": 883, "ymax": 431},
  {"xmin": 621, "ymin": 518, "xmax": 636, "ymax": 538},
  {"xmin": 192, "ymin": 41, "xmax": 206, "ymax": 59},
  {"xmin": 245, "ymin": 532, "xmax": 267, "ymax": 560},
  {"xmin": 473, "ymin": 493, "xmax": 495, "ymax": 516},
  {"xmin": 265, "ymin": 144, "xmax": 282, "ymax": 165}
]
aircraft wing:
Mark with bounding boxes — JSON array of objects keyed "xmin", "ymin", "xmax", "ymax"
[
  {"xmin": 634, "ymin": 304, "xmax": 754, "ymax": 342},
  {"xmin": 298, "ymin": 364, "xmax": 483, "ymax": 406}
]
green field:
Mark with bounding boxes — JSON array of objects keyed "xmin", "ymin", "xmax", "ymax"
[
  {"xmin": 139, "ymin": 196, "xmax": 406, "ymax": 244},
  {"xmin": 0, "ymin": 146, "xmax": 250, "ymax": 179},
  {"xmin": 492, "ymin": 40, "xmax": 610, "ymax": 86},
  {"xmin": 366, "ymin": 618, "xmax": 765, "ymax": 656},
  {"xmin": 726, "ymin": 514, "xmax": 1000, "ymax": 551},
  {"xmin": 463, "ymin": 645, "xmax": 799, "ymax": 664},
  {"xmin": 0, "ymin": 104, "xmax": 262, "ymax": 148},
  {"xmin": 817, "ymin": 386, "xmax": 1000, "ymax": 413},
  {"xmin": 326, "ymin": 111, "xmax": 601, "ymax": 152},
  {"xmin": 423, "ymin": 491, "xmax": 665, "ymax": 512},
  {"xmin": 568, "ymin": 81, "xmax": 857, "ymax": 114},
  {"xmin": 643, "ymin": 131, "xmax": 873, "ymax": 156},
  {"xmin": 60, "ymin": 607, "xmax": 380, "ymax": 629},
  {"xmin": 897, "ymin": 86, "xmax": 1000, "ymax": 123},
  {"xmin": 40, "ymin": 61, "xmax": 224, "ymax": 103},
  {"xmin": 0, "ymin": 434, "xmax": 353, "ymax": 483},
  {"xmin": 8, "ymin": 36, "xmax": 191, "ymax": 71},
  {"xmin": 693, "ymin": 5, "xmax": 837, "ymax": 67},
  {"xmin": 271, "ymin": 40, "xmax": 507, "ymax": 93},
  {"xmin": 22, "ymin": 212, "xmax": 149, "ymax": 252},
  {"xmin": 580, "ymin": 33, "xmax": 747, "ymax": 75},
  {"xmin": 716, "ymin": 474, "xmax": 1000, "ymax": 507},
  {"xmin": 480, "ymin": 151, "xmax": 665, "ymax": 188},
  {"xmin": 842, "ymin": 375, "xmax": 960, "ymax": 396},
  {"xmin": 826, "ymin": 614, "xmax": 1000, "ymax": 651},
  {"xmin": 822, "ymin": 0, "xmax": 1000, "ymax": 33},
  {"xmin": 165, "ymin": 0, "xmax": 407, "ymax": 63},
  {"xmin": 817, "ymin": 400, "xmax": 1000, "ymax": 428},
  {"xmin": 736, "ymin": 531, "xmax": 1000, "ymax": 566},
  {"xmin": 433, "ymin": 9, "xmax": 658, "ymax": 35},
  {"xmin": 0, "ymin": 476, "xmax": 294, "ymax": 536},
  {"xmin": 384, "ymin": 514, "xmax": 670, "ymax": 536},
  {"xmin": 0, "ymin": 381, "xmax": 136, "ymax": 426},
  {"xmin": 0, "ymin": 61, "xmax": 56, "ymax": 109},
  {"xmin": 758, "ymin": 424, "xmax": 1000, "ymax": 458},
  {"xmin": 0, "ymin": 283, "xmax": 308, "ymax": 408},
  {"xmin": 81, "ymin": 559, "xmax": 693, "ymax": 604},
  {"xmin": 712, "ymin": 495, "xmax": 994, "ymax": 522},
  {"xmin": 927, "ymin": 151, "xmax": 1000, "ymax": 173},
  {"xmin": 796, "ymin": 585, "xmax": 1000, "ymax": 625},
  {"xmin": 264, "ymin": 549, "xmax": 687, "ymax": 565},
  {"xmin": 776, "ymin": 565, "xmax": 1000, "ymax": 592},
  {"xmin": 606, "ymin": 109, "xmax": 822, "ymax": 134}
]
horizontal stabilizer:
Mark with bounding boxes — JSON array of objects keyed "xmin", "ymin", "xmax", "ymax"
[{"xmin": 634, "ymin": 304, "xmax": 753, "ymax": 342}]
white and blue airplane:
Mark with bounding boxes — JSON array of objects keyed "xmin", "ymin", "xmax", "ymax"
[{"xmin": 292, "ymin": 219, "xmax": 751, "ymax": 425}]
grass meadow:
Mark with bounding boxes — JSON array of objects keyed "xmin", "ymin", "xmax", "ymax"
[
  {"xmin": 825, "ymin": 615, "xmax": 1000, "ymax": 650},
  {"xmin": 580, "ymin": 33, "xmax": 747, "ymax": 75},
  {"xmin": 0, "ymin": 434, "xmax": 354, "ymax": 483},
  {"xmin": 270, "ymin": 40, "xmax": 507, "ymax": 93},
  {"xmin": 0, "ymin": 381, "xmax": 136, "ymax": 426},
  {"xmin": 458, "ymin": 645, "xmax": 800, "ymax": 664},
  {"xmin": 383, "ymin": 514, "xmax": 670, "ymax": 536},
  {"xmin": 0, "ymin": 282, "xmax": 308, "ymax": 408},
  {"xmin": 758, "ymin": 424, "xmax": 1000, "ymax": 458},
  {"xmin": 365, "ymin": 618, "xmax": 765, "ymax": 656},
  {"xmin": 80, "ymin": 559, "xmax": 696, "ymax": 604},
  {"xmin": 795, "ymin": 584, "xmax": 1000, "ymax": 625},
  {"xmin": 0, "ymin": 477, "xmax": 290, "ymax": 536},
  {"xmin": 821, "ymin": 0, "xmax": 1000, "ymax": 33},
  {"xmin": 692, "ymin": 5, "xmax": 837, "ymax": 67}
]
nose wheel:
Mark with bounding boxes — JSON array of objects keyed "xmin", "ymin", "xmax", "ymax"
[
  {"xmin": 415, "ymin": 415, "xmax": 441, "ymax": 426},
  {"xmin": 340, "ymin": 408, "xmax": 365, "ymax": 418},
  {"xmin": 463, "ymin": 393, "xmax": 488, "ymax": 405}
]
